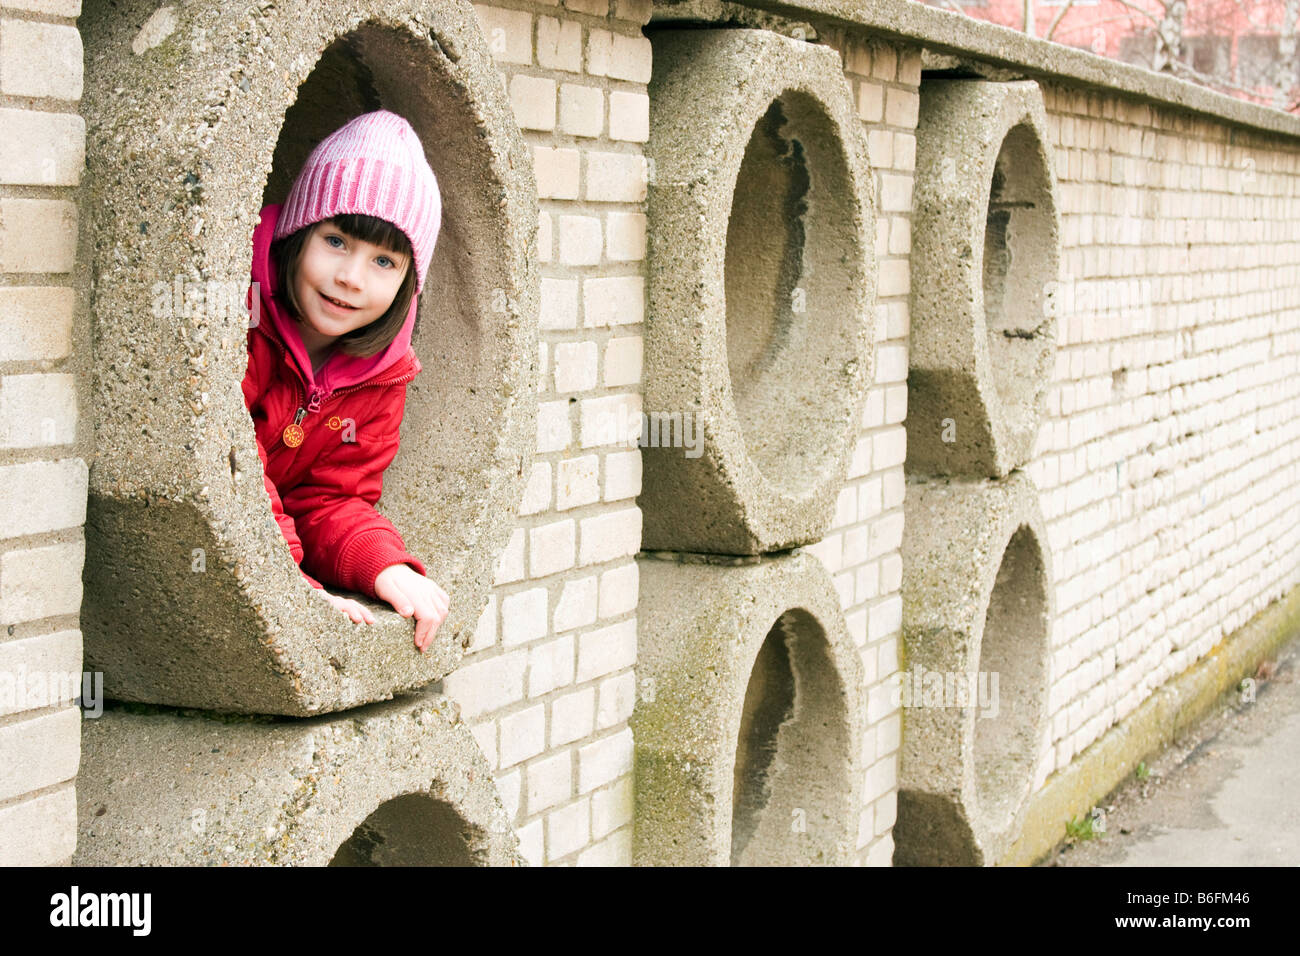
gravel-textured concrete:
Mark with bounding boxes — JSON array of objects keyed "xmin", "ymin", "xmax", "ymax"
[
  {"xmin": 633, "ymin": 550, "xmax": 865, "ymax": 865},
  {"xmin": 78, "ymin": 0, "xmax": 538, "ymax": 714},
  {"xmin": 75, "ymin": 688, "xmax": 521, "ymax": 866},
  {"xmin": 641, "ymin": 27, "xmax": 876, "ymax": 554},
  {"xmin": 896, "ymin": 471, "xmax": 1054, "ymax": 865},
  {"xmin": 908, "ymin": 80, "xmax": 1059, "ymax": 478}
]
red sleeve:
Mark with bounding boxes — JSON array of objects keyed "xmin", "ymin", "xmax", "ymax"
[{"xmin": 280, "ymin": 389, "xmax": 426, "ymax": 600}]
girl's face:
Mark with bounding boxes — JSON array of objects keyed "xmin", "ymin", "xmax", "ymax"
[{"xmin": 291, "ymin": 220, "xmax": 410, "ymax": 346}]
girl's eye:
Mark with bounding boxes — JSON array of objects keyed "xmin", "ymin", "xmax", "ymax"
[
  {"xmin": 376, "ymin": 255, "xmax": 395, "ymax": 269},
  {"xmin": 324, "ymin": 234, "xmax": 344, "ymax": 249}
]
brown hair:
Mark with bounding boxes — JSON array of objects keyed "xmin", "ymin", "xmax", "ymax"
[{"xmin": 270, "ymin": 213, "xmax": 417, "ymax": 358}]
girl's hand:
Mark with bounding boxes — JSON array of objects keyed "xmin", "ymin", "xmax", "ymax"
[
  {"xmin": 313, "ymin": 587, "xmax": 377, "ymax": 626},
  {"xmin": 374, "ymin": 564, "xmax": 450, "ymax": 653}
]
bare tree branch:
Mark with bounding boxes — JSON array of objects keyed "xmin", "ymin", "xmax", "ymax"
[{"xmin": 1046, "ymin": 0, "xmax": 1078, "ymax": 42}]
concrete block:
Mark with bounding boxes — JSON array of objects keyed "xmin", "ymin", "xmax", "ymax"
[
  {"xmin": 75, "ymin": 690, "xmax": 522, "ymax": 865},
  {"xmin": 643, "ymin": 29, "xmax": 877, "ymax": 553},
  {"xmin": 632, "ymin": 551, "xmax": 866, "ymax": 865},
  {"xmin": 908, "ymin": 80, "xmax": 1060, "ymax": 478}
]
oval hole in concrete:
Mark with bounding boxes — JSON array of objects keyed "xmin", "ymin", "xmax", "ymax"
[
  {"xmin": 330, "ymin": 793, "xmax": 484, "ymax": 867},
  {"xmin": 724, "ymin": 91, "xmax": 867, "ymax": 497},
  {"xmin": 730, "ymin": 608, "xmax": 853, "ymax": 865},
  {"xmin": 974, "ymin": 523, "xmax": 1048, "ymax": 833}
]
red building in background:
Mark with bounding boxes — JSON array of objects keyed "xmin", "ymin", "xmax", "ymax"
[{"xmin": 919, "ymin": 0, "xmax": 1300, "ymax": 111}]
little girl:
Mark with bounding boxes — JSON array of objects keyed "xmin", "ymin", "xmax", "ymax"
[{"xmin": 242, "ymin": 110, "xmax": 448, "ymax": 652}]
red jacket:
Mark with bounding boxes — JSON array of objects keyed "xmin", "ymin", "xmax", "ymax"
[{"xmin": 242, "ymin": 203, "xmax": 426, "ymax": 599}]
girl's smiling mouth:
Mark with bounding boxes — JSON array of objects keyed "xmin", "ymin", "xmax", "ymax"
[{"xmin": 319, "ymin": 290, "xmax": 358, "ymax": 311}]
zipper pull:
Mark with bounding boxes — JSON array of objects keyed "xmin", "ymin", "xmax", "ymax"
[
  {"xmin": 306, "ymin": 388, "xmax": 323, "ymax": 414},
  {"xmin": 282, "ymin": 407, "xmax": 307, "ymax": 448}
]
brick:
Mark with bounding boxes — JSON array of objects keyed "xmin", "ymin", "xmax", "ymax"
[
  {"xmin": 602, "ymin": 335, "xmax": 643, "ymax": 388},
  {"xmin": 499, "ymin": 703, "xmax": 547, "ymax": 767},
  {"xmin": 578, "ymin": 726, "xmax": 633, "ymax": 792},
  {"xmin": 536, "ymin": 400, "xmax": 572, "ymax": 453},
  {"xmin": 0, "ymin": 706, "xmax": 79, "ymax": 802},
  {"xmin": 580, "ymin": 392, "xmax": 641, "ymax": 449},
  {"xmin": 440, "ymin": 649, "xmax": 527, "ymax": 718},
  {"xmin": 528, "ymin": 633, "xmax": 575, "ymax": 697},
  {"xmin": 530, "ymin": 519, "xmax": 576, "ymax": 578},
  {"xmin": 878, "ymin": 259, "xmax": 910, "ymax": 298},
  {"xmin": 578, "ymin": 507, "xmax": 641, "ymax": 565},
  {"xmin": 540, "ymin": 277, "xmax": 578, "ymax": 331},
  {"xmin": 885, "ymin": 87, "xmax": 920, "ymax": 128},
  {"xmin": 586, "ymin": 151, "xmax": 647, "ymax": 202},
  {"xmin": 0, "ymin": 287, "xmax": 74, "ymax": 362},
  {"xmin": 597, "ymin": 561, "xmax": 637, "ymax": 618},
  {"xmin": 596, "ymin": 670, "xmax": 636, "ymax": 728},
  {"xmin": 472, "ymin": 5, "xmax": 533, "ymax": 65},
  {"xmin": 509, "ymin": 75, "xmax": 556, "ymax": 131},
  {"xmin": 545, "ymin": 797, "xmax": 590, "ymax": 860},
  {"xmin": 534, "ymin": 146, "xmax": 580, "ymax": 199},
  {"xmin": 898, "ymin": 50, "xmax": 922, "ymax": 86},
  {"xmin": 550, "ymin": 686, "xmax": 595, "ymax": 746},
  {"xmin": 0, "ymin": 21, "xmax": 82, "ymax": 100},
  {"xmin": 556, "ymin": 454, "xmax": 600, "ymax": 509},
  {"xmin": 590, "ymin": 776, "xmax": 633, "ymax": 839},
  {"xmin": 609, "ymin": 91, "xmax": 649, "ymax": 143},
  {"xmin": 879, "ymin": 173, "xmax": 912, "ymax": 213},
  {"xmin": 0, "ymin": 374, "xmax": 77, "ymax": 449},
  {"xmin": 587, "ymin": 28, "xmax": 613, "ymax": 77},
  {"xmin": 604, "ymin": 212, "xmax": 646, "ymax": 261},
  {"xmin": 603, "ymin": 449, "xmax": 641, "ymax": 501},
  {"xmin": 565, "ymin": 0, "xmax": 608, "ymax": 13},
  {"xmin": 893, "ymin": 132, "xmax": 917, "ymax": 171},
  {"xmin": 0, "ymin": 459, "xmax": 86, "ymax": 537},
  {"xmin": 872, "ymin": 44, "xmax": 897, "ymax": 82},
  {"xmin": 0, "ymin": 199, "xmax": 77, "ymax": 274},
  {"xmin": 576, "ymin": 827, "xmax": 631, "ymax": 865},
  {"xmin": 858, "ymin": 82, "xmax": 883, "ymax": 123},
  {"xmin": 558, "ymin": 214, "xmax": 602, "ymax": 266},
  {"xmin": 525, "ymin": 750, "xmax": 572, "ymax": 814},
  {"xmin": 520, "ymin": 462, "xmax": 552, "ymax": 516},
  {"xmin": 537, "ymin": 17, "xmax": 582, "ymax": 72},
  {"xmin": 608, "ymin": 33, "xmax": 652, "ymax": 82},
  {"xmin": 0, "ymin": 785, "xmax": 75, "ymax": 866},
  {"xmin": 583, "ymin": 275, "xmax": 644, "ymax": 328},
  {"xmin": 538, "ymin": 212, "xmax": 553, "ymax": 261},
  {"xmin": 0, "ymin": 109, "xmax": 84, "ymax": 186},
  {"xmin": 553, "ymin": 342, "xmax": 599, "ymax": 395},
  {"xmin": 867, "ymin": 128, "xmax": 892, "ymax": 169},
  {"xmin": 501, "ymin": 586, "xmax": 548, "ymax": 645},
  {"xmin": 0, "ymin": 629, "xmax": 81, "ymax": 718},
  {"xmin": 0, "ymin": 540, "xmax": 83, "ymax": 622},
  {"xmin": 559, "ymin": 83, "xmax": 603, "ymax": 138},
  {"xmin": 553, "ymin": 575, "xmax": 598, "ymax": 633},
  {"xmin": 576, "ymin": 618, "xmax": 636, "ymax": 683},
  {"xmin": 516, "ymin": 819, "xmax": 543, "ymax": 866},
  {"xmin": 494, "ymin": 528, "xmax": 525, "ymax": 584}
]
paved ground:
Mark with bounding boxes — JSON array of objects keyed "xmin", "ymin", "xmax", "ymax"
[{"xmin": 1045, "ymin": 635, "xmax": 1300, "ymax": 866}]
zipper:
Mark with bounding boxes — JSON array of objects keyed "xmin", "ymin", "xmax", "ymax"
[{"xmin": 254, "ymin": 323, "xmax": 419, "ymax": 451}]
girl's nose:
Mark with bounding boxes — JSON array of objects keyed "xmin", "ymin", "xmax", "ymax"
[{"xmin": 335, "ymin": 254, "xmax": 365, "ymax": 289}]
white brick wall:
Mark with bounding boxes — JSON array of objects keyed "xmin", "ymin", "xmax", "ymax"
[
  {"xmin": 444, "ymin": 0, "xmax": 652, "ymax": 864},
  {"xmin": 0, "ymin": 0, "xmax": 86, "ymax": 866},
  {"xmin": 1030, "ymin": 86, "xmax": 1300, "ymax": 779}
]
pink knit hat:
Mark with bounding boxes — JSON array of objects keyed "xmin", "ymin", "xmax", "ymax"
[{"xmin": 274, "ymin": 110, "xmax": 441, "ymax": 291}]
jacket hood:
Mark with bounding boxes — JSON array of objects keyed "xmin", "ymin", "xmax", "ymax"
[{"xmin": 249, "ymin": 203, "xmax": 419, "ymax": 398}]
